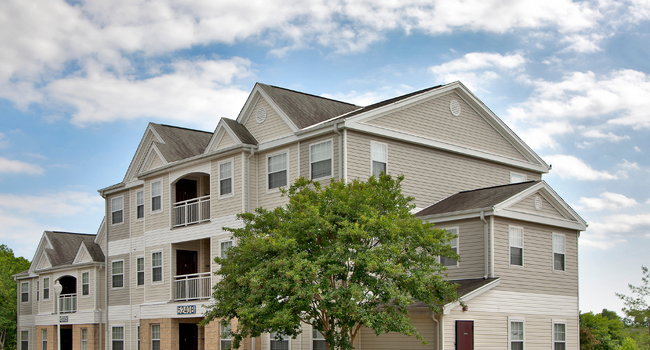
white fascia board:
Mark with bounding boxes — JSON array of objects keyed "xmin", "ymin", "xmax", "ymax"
[
  {"xmin": 123, "ymin": 123, "xmax": 166, "ymax": 182},
  {"xmin": 237, "ymin": 85, "xmax": 299, "ymax": 132},
  {"xmin": 443, "ymin": 278, "xmax": 501, "ymax": 314},
  {"xmin": 419, "ymin": 209, "xmax": 492, "ymax": 223},
  {"xmin": 494, "ymin": 209, "xmax": 587, "ymax": 231},
  {"xmin": 345, "ymin": 121, "xmax": 549, "ymax": 173},
  {"xmin": 72, "ymin": 242, "xmax": 92, "ymax": 264},
  {"xmin": 204, "ymin": 119, "xmax": 244, "ymax": 154}
]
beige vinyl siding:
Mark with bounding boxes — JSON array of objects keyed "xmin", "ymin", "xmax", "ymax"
[
  {"xmin": 493, "ymin": 218, "xmax": 578, "ymax": 296},
  {"xmin": 346, "ymin": 131, "xmax": 541, "ymax": 209},
  {"xmin": 359, "ymin": 310, "xmax": 436, "ymax": 350},
  {"xmin": 131, "ymin": 253, "xmax": 145, "ymax": 305},
  {"xmin": 145, "ymin": 176, "xmax": 171, "ymax": 232},
  {"xmin": 108, "ymin": 191, "xmax": 130, "ymax": 242},
  {"xmin": 255, "ymin": 143, "xmax": 299, "ymax": 210},
  {"xmin": 214, "ymin": 128, "xmax": 237, "ymax": 151},
  {"xmin": 144, "ymin": 244, "xmax": 171, "ymax": 303},
  {"xmin": 38, "ymin": 274, "xmax": 54, "ymax": 315},
  {"xmin": 18, "ymin": 280, "xmax": 32, "ymax": 316},
  {"xmin": 299, "ymin": 133, "xmax": 340, "ymax": 185},
  {"xmin": 439, "ymin": 219, "xmax": 486, "ymax": 280},
  {"xmin": 142, "ymin": 149, "xmax": 165, "ymax": 172},
  {"xmin": 108, "ymin": 254, "xmax": 130, "ymax": 306},
  {"xmin": 128, "ymin": 130, "xmax": 157, "ymax": 181},
  {"xmin": 509, "ymin": 192, "xmax": 571, "ymax": 220},
  {"xmin": 211, "ymin": 153, "xmax": 244, "ymax": 218},
  {"xmin": 130, "ymin": 186, "xmax": 145, "ymax": 238},
  {"xmin": 77, "ymin": 269, "xmax": 95, "ymax": 311},
  {"xmin": 244, "ymin": 97, "xmax": 294, "ymax": 143},
  {"xmin": 366, "ymin": 91, "xmax": 529, "ymax": 161},
  {"xmin": 248, "ymin": 147, "xmax": 259, "ymax": 211}
]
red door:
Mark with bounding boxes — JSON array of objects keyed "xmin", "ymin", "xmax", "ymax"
[{"xmin": 456, "ymin": 320, "xmax": 474, "ymax": 350}]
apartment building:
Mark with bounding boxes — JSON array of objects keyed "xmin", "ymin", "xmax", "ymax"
[{"xmin": 16, "ymin": 81, "xmax": 586, "ymax": 350}]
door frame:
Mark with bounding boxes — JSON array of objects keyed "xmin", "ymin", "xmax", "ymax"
[{"xmin": 455, "ymin": 319, "xmax": 474, "ymax": 350}]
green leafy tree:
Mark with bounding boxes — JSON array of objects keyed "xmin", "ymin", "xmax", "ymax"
[
  {"xmin": 204, "ymin": 175, "xmax": 460, "ymax": 350},
  {"xmin": 580, "ymin": 310, "xmax": 640, "ymax": 350},
  {"xmin": 617, "ymin": 266, "xmax": 650, "ymax": 335},
  {"xmin": 0, "ymin": 245, "xmax": 30, "ymax": 350}
]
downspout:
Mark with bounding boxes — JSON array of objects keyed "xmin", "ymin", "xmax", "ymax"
[
  {"xmin": 480, "ymin": 211, "xmax": 489, "ymax": 279},
  {"xmin": 247, "ymin": 147, "xmax": 256, "ymax": 212},
  {"xmin": 333, "ymin": 123, "xmax": 343, "ymax": 181},
  {"xmin": 489, "ymin": 216, "xmax": 495, "ymax": 278},
  {"xmin": 104, "ymin": 203, "xmax": 109, "ymax": 350},
  {"xmin": 432, "ymin": 316, "xmax": 440, "ymax": 350}
]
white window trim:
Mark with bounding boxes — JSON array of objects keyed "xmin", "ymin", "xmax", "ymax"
[
  {"xmin": 111, "ymin": 325, "xmax": 125, "ymax": 350},
  {"xmin": 266, "ymin": 149, "xmax": 290, "ymax": 193},
  {"xmin": 135, "ymin": 189, "xmax": 144, "ymax": 221},
  {"xmin": 369, "ymin": 141, "xmax": 388, "ymax": 177},
  {"xmin": 81, "ymin": 328, "xmax": 88, "ymax": 350},
  {"xmin": 136, "ymin": 255, "xmax": 145, "ymax": 288},
  {"xmin": 510, "ymin": 172, "xmax": 528, "ymax": 184},
  {"xmin": 111, "ymin": 195, "xmax": 124, "ymax": 226},
  {"xmin": 509, "ymin": 225, "xmax": 525, "ymax": 267},
  {"xmin": 150, "ymin": 179, "xmax": 163, "ymax": 213},
  {"xmin": 309, "ymin": 139, "xmax": 334, "ymax": 181},
  {"xmin": 312, "ymin": 328, "xmax": 326, "ymax": 350},
  {"xmin": 42, "ymin": 328, "xmax": 48, "ymax": 350},
  {"xmin": 43, "ymin": 277, "xmax": 50, "ymax": 300},
  {"xmin": 218, "ymin": 158, "xmax": 235, "ymax": 199},
  {"xmin": 552, "ymin": 233, "xmax": 567, "ymax": 272},
  {"xmin": 508, "ymin": 317, "xmax": 525, "ymax": 350},
  {"xmin": 219, "ymin": 239, "xmax": 234, "ymax": 259},
  {"xmin": 440, "ymin": 227, "xmax": 459, "ymax": 268},
  {"xmin": 552, "ymin": 320, "xmax": 567, "ymax": 349},
  {"xmin": 81, "ymin": 271, "xmax": 90, "ymax": 298},
  {"xmin": 20, "ymin": 281, "xmax": 29, "ymax": 303},
  {"xmin": 111, "ymin": 260, "xmax": 125, "ymax": 289},
  {"xmin": 269, "ymin": 332, "xmax": 292, "ymax": 350},
  {"xmin": 151, "ymin": 324, "xmax": 161, "ymax": 350},
  {"xmin": 151, "ymin": 250, "xmax": 164, "ymax": 285},
  {"xmin": 220, "ymin": 321, "xmax": 233, "ymax": 350}
]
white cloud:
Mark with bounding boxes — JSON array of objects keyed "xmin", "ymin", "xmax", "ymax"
[
  {"xmin": 581, "ymin": 212, "xmax": 650, "ymax": 249},
  {"xmin": 321, "ymin": 84, "xmax": 415, "ymax": 106},
  {"xmin": 544, "ymin": 154, "xmax": 618, "ymax": 180},
  {"xmin": 517, "ymin": 122, "xmax": 574, "ymax": 149},
  {"xmin": 0, "ymin": 191, "xmax": 103, "ymax": 216},
  {"xmin": 618, "ymin": 159, "xmax": 639, "ymax": 170},
  {"xmin": 45, "ymin": 58, "xmax": 252, "ymax": 128},
  {"xmin": 0, "ymin": 157, "xmax": 44, "ymax": 175},
  {"xmin": 577, "ymin": 192, "xmax": 638, "ymax": 211},
  {"xmin": 561, "ymin": 33, "xmax": 605, "ymax": 53},
  {"xmin": 429, "ymin": 52, "xmax": 525, "ymax": 88},
  {"xmin": 582, "ymin": 129, "xmax": 629, "ymax": 142},
  {"xmin": 634, "ymin": 146, "xmax": 642, "ymax": 152}
]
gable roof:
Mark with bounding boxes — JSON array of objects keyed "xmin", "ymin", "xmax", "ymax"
[
  {"xmin": 150, "ymin": 123, "xmax": 213, "ymax": 162},
  {"xmin": 221, "ymin": 118, "xmax": 257, "ymax": 145},
  {"xmin": 417, "ymin": 181, "xmax": 540, "ymax": 217},
  {"xmin": 340, "ymin": 85, "xmax": 444, "ymax": 120},
  {"xmin": 256, "ymin": 83, "xmax": 360, "ymax": 129},
  {"xmin": 41, "ymin": 231, "xmax": 104, "ymax": 268}
]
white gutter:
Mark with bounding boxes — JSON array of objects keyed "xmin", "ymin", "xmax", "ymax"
[{"xmin": 480, "ymin": 211, "xmax": 489, "ymax": 279}]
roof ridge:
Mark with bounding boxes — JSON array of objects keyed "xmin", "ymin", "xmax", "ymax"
[
  {"xmin": 152, "ymin": 123, "xmax": 213, "ymax": 135},
  {"xmin": 48, "ymin": 231, "xmax": 96, "ymax": 236},
  {"xmin": 457, "ymin": 180, "xmax": 539, "ymax": 194},
  {"xmin": 259, "ymin": 83, "xmax": 360, "ymax": 107}
]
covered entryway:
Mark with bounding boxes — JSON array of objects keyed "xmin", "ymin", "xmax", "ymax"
[
  {"xmin": 455, "ymin": 320, "xmax": 473, "ymax": 350},
  {"xmin": 60, "ymin": 326, "xmax": 73, "ymax": 350},
  {"xmin": 359, "ymin": 311, "xmax": 437, "ymax": 349},
  {"xmin": 179, "ymin": 323, "xmax": 199, "ymax": 350}
]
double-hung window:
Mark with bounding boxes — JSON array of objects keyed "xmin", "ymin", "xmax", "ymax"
[
  {"xmin": 440, "ymin": 227, "xmax": 459, "ymax": 267},
  {"xmin": 152, "ymin": 251, "xmax": 162, "ymax": 282},
  {"xmin": 509, "ymin": 320, "xmax": 524, "ymax": 350},
  {"xmin": 371, "ymin": 141, "xmax": 387, "ymax": 177},
  {"xmin": 220, "ymin": 321, "xmax": 232, "ymax": 350},
  {"xmin": 41, "ymin": 329, "xmax": 47, "ymax": 350},
  {"xmin": 81, "ymin": 328, "xmax": 88, "ymax": 350},
  {"xmin": 20, "ymin": 282, "xmax": 28, "ymax": 302},
  {"xmin": 270, "ymin": 332, "xmax": 289, "ymax": 350},
  {"xmin": 312, "ymin": 329, "xmax": 326, "ymax": 350},
  {"xmin": 553, "ymin": 322, "xmax": 566, "ymax": 350},
  {"xmin": 21, "ymin": 330, "xmax": 28, "ymax": 350},
  {"xmin": 151, "ymin": 180, "xmax": 162, "ymax": 212},
  {"xmin": 509, "ymin": 226, "xmax": 524, "ymax": 266},
  {"xmin": 82, "ymin": 272, "xmax": 89, "ymax": 295},
  {"xmin": 43, "ymin": 277, "xmax": 49, "ymax": 299},
  {"xmin": 136, "ymin": 190, "xmax": 144, "ymax": 219},
  {"xmin": 151, "ymin": 324, "xmax": 161, "ymax": 350},
  {"xmin": 112, "ymin": 326, "xmax": 124, "ymax": 350},
  {"xmin": 219, "ymin": 160, "xmax": 233, "ymax": 197},
  {"xmin": 111, "ymin": 196, "xmax": 123, "ymax": 225},
  {"xmin": 553, "ymin": 233, "xmax": 566, "ymax": 271},
  {"xmin": 268, "ymin": 153, "xmax": 288, "ymax": 190},
  {"xmin": 310, "ymin": 140, "xmax": 332, "ymax": 180},
  {"xmin": 112, "ymin": 261, "xmax": 124, "ymax": 288},
  {"xmin": 137, "ymin": 257, "xmax": 145, "ymax": 286},
  {"xmin": 220, "ymin": 241, "xmax": 233, "ymax": 259}
]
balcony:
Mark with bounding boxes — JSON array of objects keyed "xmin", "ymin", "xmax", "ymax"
[
  {"xmin": 174, "ymin": 272, "xmax": 211, "ymax": 301},
  {"xmin": 173, "ymin": 195, "xmax": 210, "ymax": 227},
  {"xmin": 59, "ymin": 293, "xmax": 77, "ymax": 313}
]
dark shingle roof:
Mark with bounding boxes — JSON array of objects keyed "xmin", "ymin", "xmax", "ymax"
[
  {"xmin": 411, "ymin": 277, "xmax": 499, "ymax": 308},
  {"xmin": 44, "ymin": 231, "xmax": 104, "ymax": 267},
  {"xmin": 221, "ymin": 118, "xmax": 258, "ymax": 145},
  {"xmin": 335, "ymin": 85, "xmax": 444, "ymax": 120},
  {"xmin": 416, "ymin": 181, "xmax": 540, "ymax": 217},
  {"xmin": 257, "ymin": 83, "xmax": 360, "ymax": 129},
  {"xmin": 150, "ymin": 123, "xmax": 213, "ymax": 162}
]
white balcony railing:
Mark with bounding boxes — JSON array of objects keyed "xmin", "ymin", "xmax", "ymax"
[
  {"xmin": 174, "ymin": 272, "xmax": 211, "ymax": 301},
  {"xmin": 59, "ymin": 293, "xmax": 77, "ymax": 313},
  {"xmin": 173, "ymin": 195, "xmax": 210, "ymax": 227}
]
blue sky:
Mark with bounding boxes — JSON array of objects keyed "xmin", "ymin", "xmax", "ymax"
[{"xmin": 1, "ymin": 0, "xmax": 649, "ymax": 314}]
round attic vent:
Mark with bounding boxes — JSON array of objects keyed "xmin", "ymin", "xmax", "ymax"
[
  {"xmin": 256, "ymin": 107, "xmax": 267, "ymax": 124},
  {"xmin": 534, "ymin": 195, "xmax": 543, "ymax": 210},
  {"xmin": 450, "ymin": 99, "xmax": 461, "ymax": 116}
]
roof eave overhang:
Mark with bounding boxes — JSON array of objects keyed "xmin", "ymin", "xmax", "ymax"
[
  {"xmin": 34, "ymin": 261, "xmax": 105, "ymax": 274},
  {"xmin": 443, "ymin": 278, "xmax": 501, "ymax": 314}
]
